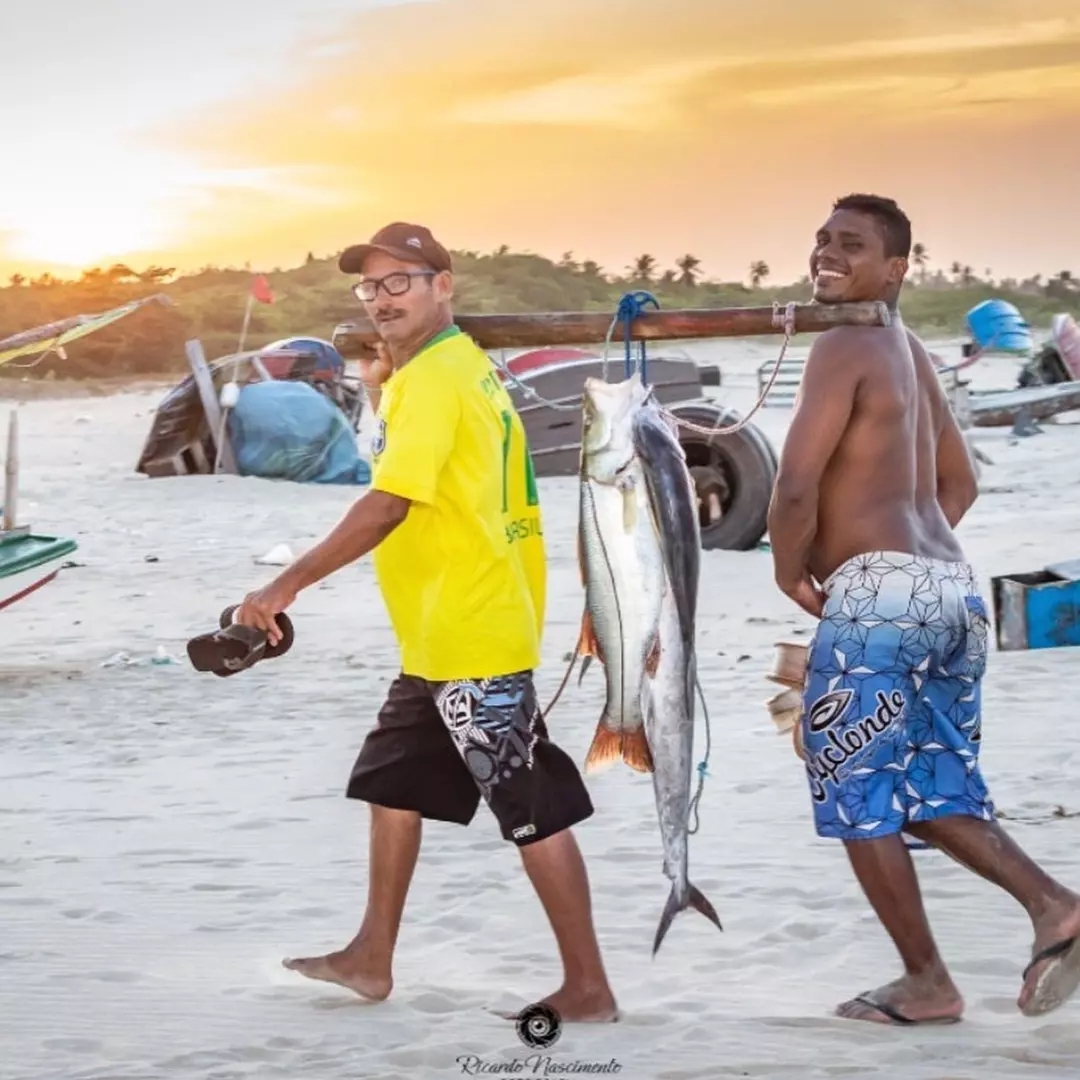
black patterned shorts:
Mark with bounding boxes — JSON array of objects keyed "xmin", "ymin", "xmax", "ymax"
[{"xmin": 346, "ymin": 670, "xmax": 593, "ymax": 845}]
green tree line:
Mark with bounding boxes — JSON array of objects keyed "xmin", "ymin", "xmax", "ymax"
[{"xmin": 1, "ymin": 247, "xmax": 1077, "ymax": 381}]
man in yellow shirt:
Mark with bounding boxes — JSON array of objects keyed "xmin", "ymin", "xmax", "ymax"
[{"xmin": 235, "ymin": 223, "xmax": 617, "ymax": 1024}]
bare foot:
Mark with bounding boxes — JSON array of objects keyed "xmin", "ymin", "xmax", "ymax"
[
  {"xmin": 1019, "ymin": 893, "xmax": 1080, "ymax": 1016},
  {"xmin": 537, "ymin": 983, "xmax": 620, "ymax": 1023},
  {"xmin": 835, "ymin": 971, "xmax": 964, "ymax": 1026},
  {"xmin": 282, "ymin": 948, "xmax": 392, "ymax": 1002}
]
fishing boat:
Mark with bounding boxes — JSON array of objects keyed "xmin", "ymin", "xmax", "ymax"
[
  {"xmin": 1, "ymin": 411, "xmax": 78, "ymax": 613},
  {"xmin": 134, "ymin": 336, "xmax": 363, "ymax": 477},
  {"xmin": 1018, "ymin": 313, "xmax": 1080, "ymax": 387},
  {"xmin": 0, "ymin": 300, "xmax": 170, "ymax": 611}
]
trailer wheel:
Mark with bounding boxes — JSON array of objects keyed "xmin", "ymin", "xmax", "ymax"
[{"xmin": 667, "ymin": 401, "xmax": 779, "ymax": 551}]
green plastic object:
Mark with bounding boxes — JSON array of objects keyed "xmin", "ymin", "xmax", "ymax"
[{"xmin": 0, "ymin": 532, "xmax": 78, "ymax": 579}]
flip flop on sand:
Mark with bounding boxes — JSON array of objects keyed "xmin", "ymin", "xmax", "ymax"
[
  {"xmin": 840, "ymin": 993, "xmax": 962, "ymax": 1027},
  {"xmin": 1020, "ymin": 936, "xmax": 1080, "ymax": 1017},
  {"xmin": 186, "ymin": 607, "xmax": 294, "ymax": 678}
]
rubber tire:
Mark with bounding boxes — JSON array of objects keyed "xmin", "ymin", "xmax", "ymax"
[{"xmin": 667, "ymin": 401, "xmax": 779, "ymax": 551}]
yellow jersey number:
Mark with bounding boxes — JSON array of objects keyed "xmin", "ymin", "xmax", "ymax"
[{"xmin": 499, "ymin": 408, "xmax": 540, "ymax": 513}]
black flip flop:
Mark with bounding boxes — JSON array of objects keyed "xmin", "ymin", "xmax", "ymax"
[
  {"xmin": 187, "ymin": 608, "xmax": 294, "ymax": 677},
  {"xmin": 845, "ymin": 993, "xmax": 961, "ymax": 1026},
  {"xmin": 218, "ymin": 605, "xmax": 294, "ymax": 660}
]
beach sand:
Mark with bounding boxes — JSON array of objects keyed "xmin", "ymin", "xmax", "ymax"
[{"xmin": 3, "ymin": 339, "xmax": 1080, "ymax": 1079}]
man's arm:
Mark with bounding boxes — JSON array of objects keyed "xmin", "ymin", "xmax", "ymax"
[
  {"xmin": 767, "ymin": 329, "xmax": 862, "ymax": 612},
  {"xmin": 908, "ymin": 331, "xmax": 979, "ymax": 527},
  {"xmin": 279, "ymin": 490, "xmax": 410, "ymax": 592}
]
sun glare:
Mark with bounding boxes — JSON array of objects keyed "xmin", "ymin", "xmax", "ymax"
[{"xmin": 0, "ymin": 139, "xmax": 192, "ymax": 271}]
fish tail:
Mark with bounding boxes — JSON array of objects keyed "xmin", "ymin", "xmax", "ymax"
[
  {"xmin": 652, "ymin": 882, "xmax": 723, "ymax": 956},
  {"xmin": 583, "ymin": 719, "xmax": 654, "ymax": 775},
  {"xmin": 620, "ymin": 725, "xmax": 654, "ymax": 774},
  {"xmin": 583, "ymin": 722, "xmax": 623, "ymax": 774}
]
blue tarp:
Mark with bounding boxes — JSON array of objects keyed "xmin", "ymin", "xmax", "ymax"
[
  {"xmin": 966, "ymin": 299, "xmax": 1033, "ymax": 354},
  {"xmin": 227, "ymin": 380, "xmax": 370, "ymax": 485}
]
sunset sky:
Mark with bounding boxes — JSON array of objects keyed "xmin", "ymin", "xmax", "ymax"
[{"xmin": 2, "ymin": 0, "xmax": 1078, "ymax": 285}]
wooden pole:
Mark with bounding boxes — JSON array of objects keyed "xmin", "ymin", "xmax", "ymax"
[
  {"xmin": 332, "ymin": 301, "xmax": 890, "ymax": 356},
  {"xmin": 3, "ymin": 409, "xmax": 18, "ymax": 532}
]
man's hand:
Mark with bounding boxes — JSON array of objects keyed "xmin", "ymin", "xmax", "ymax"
[
  {"xmin": 235, "ymin": 575, "xmax": 298, "ymax": 646},
  {"xmin": 357, "ymin": 342, "xmax": 393, "ymax": 391},
  {"xmin": 778, "ymin": 573, "xmax": 826, "ymax": 619}
]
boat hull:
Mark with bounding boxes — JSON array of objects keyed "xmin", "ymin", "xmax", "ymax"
[{"xmin": 0, "ymin": 532, "xmax": 78, "ymax": 612}]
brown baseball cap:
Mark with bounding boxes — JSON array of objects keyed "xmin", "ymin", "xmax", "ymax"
[{"xmin": 339, "ymin": 222, "xmax": 452, "ymax": 275}]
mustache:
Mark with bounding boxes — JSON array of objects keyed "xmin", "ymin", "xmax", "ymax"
[{"xmin": 374, "ymin": 307, "xmax": 406, "ymax": 321}]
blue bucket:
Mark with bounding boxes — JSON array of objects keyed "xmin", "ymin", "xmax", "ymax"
[{"xmin": 965, "ymin": 299, "xmax": 1032, "ymax": 354}]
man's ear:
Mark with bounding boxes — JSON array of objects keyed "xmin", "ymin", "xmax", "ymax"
[
  {"xmin": 434, "ymin": 270, "xmax": 454, "ymax": 303},
  {"xmin": 890, "ymin": 255, "xmax": 910, "ymax": 285}
]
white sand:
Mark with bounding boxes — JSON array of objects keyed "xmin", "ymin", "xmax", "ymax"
[{"xmin": 3, "ymin": 339, "xmax": 1080, "ymax": 1080}]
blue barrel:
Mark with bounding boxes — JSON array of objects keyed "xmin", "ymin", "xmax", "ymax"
[{"xmin": 965, "ymin": 299, "xmax": 1032, "ymax": 354}]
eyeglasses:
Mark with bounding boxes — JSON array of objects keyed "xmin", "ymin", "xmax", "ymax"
[{"xmin": 351, "ymin": 271, "xmax": 436, "ymax": 302}]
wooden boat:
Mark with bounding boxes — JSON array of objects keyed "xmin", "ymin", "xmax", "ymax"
[
  {"xmin": 1, "ymin": 411, "xmax": 78, "ymax": 612},
  {"xmin": 969, "ymin": 383, "xmax": 1080, "ymax": 428},
  {"xmin": 135, "ymin": 337, "xmax": 363, "ymax": 477}
]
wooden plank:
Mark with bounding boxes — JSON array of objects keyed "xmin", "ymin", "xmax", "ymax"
[
  {"xmin": 332, "ymin": 302, "xmax": 891, "ymax": 356},
  {"xmin": 185, "ymin": 339, "xmax": 238, "ymax": 475},
  {"xmin": 3, "ymin": 409, "xmax": 17, "ymax": 531}
]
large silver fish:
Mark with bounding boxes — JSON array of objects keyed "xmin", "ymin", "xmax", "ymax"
[
  {"xmin": 577, "ymin": 375, "xmax": 722, "ymax": 953},
  {"xmin": 631, "ymin": 399, "xmax": 722, "ymax": 955},
  {"xmin": 577, "ymin": 376, "xmax": 664, "ymax": 775}
]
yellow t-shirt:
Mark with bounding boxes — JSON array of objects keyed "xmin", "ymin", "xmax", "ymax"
[{"xmin": 369, "ymin": 326, "xmax": 546, "ymax": 682}]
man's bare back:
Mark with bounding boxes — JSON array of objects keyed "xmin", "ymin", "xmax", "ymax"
[{"xmin": 807, "ymin": 322, "xmax": 966, "ymax": 585}]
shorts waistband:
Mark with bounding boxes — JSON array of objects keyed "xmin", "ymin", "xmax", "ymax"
[{"xmin": 822, "ymin": 550, "xmax": 976, "ymax": 594}]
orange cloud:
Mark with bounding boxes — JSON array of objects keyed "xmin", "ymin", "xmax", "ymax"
[{"xmin": 13, "ymin": 0, "xmax": 1075, "ymax": 282}]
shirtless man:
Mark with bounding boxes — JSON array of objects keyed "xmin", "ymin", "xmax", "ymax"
[{"xmin": 768, "ymin": 193, "xmax": 1080, "ymax": 1025}]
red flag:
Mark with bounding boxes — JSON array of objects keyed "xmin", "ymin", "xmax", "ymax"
[{"xmin": 251, "ymin": 274, "xmax": 274, "ymax": 304}]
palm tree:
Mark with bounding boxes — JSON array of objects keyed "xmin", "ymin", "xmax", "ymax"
[
  {"xmin": 911, "ymin": 243, "xmax": 928, "ymax": 283},
  {"xmin": 675, "ymin": 254, "xmax": 702, "ymax": 287},
  {"xmin": 630, "ymin": 254, "xmax": 656, "ymax": 282},
  {"xmin": 749, "ymin": 260, "xmax": 769, "ymax": 288}
]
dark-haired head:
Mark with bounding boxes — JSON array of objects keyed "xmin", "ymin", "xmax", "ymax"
[{"xmin": 810, "ymin": 193, "xmax": 911, "ymax": 308}]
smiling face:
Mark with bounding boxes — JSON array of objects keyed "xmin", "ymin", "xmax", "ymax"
[{"xmin": 810, "ymin": 208, "xmax": 908, "ymax": 305}]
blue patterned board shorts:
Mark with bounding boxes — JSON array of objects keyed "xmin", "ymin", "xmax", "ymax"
[{"xmin": 800, "ymin": 551, "xmax": 996, "ymax": 842}]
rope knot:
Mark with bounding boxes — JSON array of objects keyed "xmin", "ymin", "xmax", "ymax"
[
  {"xmin": 615, "ymin": 290, "xmax": 660, "ymax": 381},
  {"xmin": 771, "ymin": 299, "xmax": 797, "ymax": 336}
]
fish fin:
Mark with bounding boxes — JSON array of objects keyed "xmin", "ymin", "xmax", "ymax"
[
  {"xmin": 621, "ymin": 726, "xmax": 654, "ymax": 774},
  {"xmin": 644, "ymin": 632, "xmax": 662, "ymax": 678},
  {"xmin": 577, "ymin": 655, "xmax": 593, "ymax": 684},
  {"xmin": 576, "ymin": 609, "xmax": 602, "ymax": 685},
  {"xmin": 652, "ymin": 883, "xmax": 723, "ymax": 957},
  {"xmin": 577, "ymin": 608, "xmax": 602, "ymax": 659},
  {"xmin": 583, "ymin": 723, "xmax": 623, "ymax": 775}
]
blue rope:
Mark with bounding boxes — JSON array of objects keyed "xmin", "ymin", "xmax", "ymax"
[
  {"xmin": 687, "ymin": 673, "xmax": 712, "ymax": 835},
  {"xmin": 615, "ymin": 290, "xmax": 659, "ymax": 381}
]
